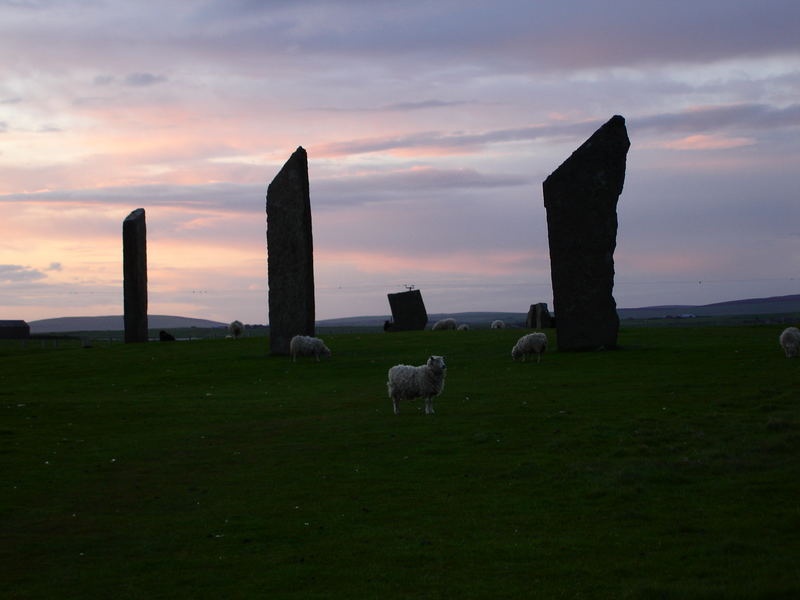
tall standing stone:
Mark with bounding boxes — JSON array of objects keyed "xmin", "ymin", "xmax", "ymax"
[
  {"xmin": 266, "ymin": 147, "xmax": 315, "ymax": 355},
  {"xmin": 385, "ymin": 289, "xmax": 428, "ymax": 331},
  {"xmin": 123, "ymin": 208, "xmax": 148, "ymax": 343},
  {"xmin": 543, "ymin": 115, "xmax": 630, "ymax": 351}
]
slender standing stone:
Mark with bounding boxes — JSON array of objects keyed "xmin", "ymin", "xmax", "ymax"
[
  {"xmin": 123, "ymin": 208, "xmax": 148, "ymax": 343},
  {"xmin": 385, "ymin": 290, "xmax": 428, "ymax": 331},
  {"xmin": 543, "ymin": 115, "xmax": 630, "ymax": 351},
  {"xmin": 266, "ymin": 147, "xmax": 315, "ymax": 355}
]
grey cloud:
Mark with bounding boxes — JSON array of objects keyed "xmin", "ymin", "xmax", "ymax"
[
  {"xmin": 0, "ymin": 167, "xmax": 530, "ymax": 213},
  {"xmin": 383, "ymin": 100, "xmax": 469, "ymax": 112},
  {"xmin": 46, "ymin": 262, "xmax": 62, "ymax": 271},
  {"xmin": 0, "ymin": 183, "xmax": 261, "ymax": 213},
  {"xmin": 0, "ymin": 264, "xmax": 47, "ymax": 282},
  {"xmin": 93, "ymin": 74, "xmax": 114, "ymax": 86},
  {"xmin": 0, "ymin": 0, "xmax": 49, "ymax": 7},
  {"xmin": 0, "ymin": 122, "xmax": 7, "ymax": 133},
  {"xmin": 319, "ymin": 103, "xmax": 800, "ymax": 157},
  {"xmin": 313, "ymin": 99, "xmax": 472, "ymax": 113},
  {"xmin": 185, "ymin": 0, "xmax": 800, "ymax": 73},
  {"xmin": 316, "ymin": 167, "xmax": 529, "ymax": 199},
  {"xmin": 311, "ymin": 167, "xmax": 531, "ymax": 210},
  {"xmin": 1, "ymin": 97, "xmax": 22, "ymax": 104},
  {"xmin": 3, "ymin": 1, "xmax": 799, "ymax": 82},
  {"xmin": 316, "ymin": 121, "xmax": 595, "ymax": 156},
  {"xmin": 123, "ymin": 72, "xmax": 167, "ymax": 87},
  {"xmin": 632, "ymin": 103, "xmax": 800, "ymax": 135}
]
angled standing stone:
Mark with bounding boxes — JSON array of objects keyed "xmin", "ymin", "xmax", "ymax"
[
  {"xmin": 543, "ymin": 115, "xmax": 630, "ymax": 351},
  {"xmin": 123, "ymin": 208, "xmax": 148, "ymax": 343},
  {"xmin": 385, "ymin": 289, "xmax": 428, "ymax": 331},
  {"xmin": 267, "ymin": 147, "xmax": 315, "ymax": 355}
]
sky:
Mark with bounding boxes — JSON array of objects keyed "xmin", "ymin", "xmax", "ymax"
[{"xmin": 1, "ymin": 0, "xmax": 799, "ymax": 324}]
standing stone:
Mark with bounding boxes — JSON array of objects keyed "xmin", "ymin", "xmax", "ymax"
[
  {"xmin": 543, "ymin": 115, "xmax": 630, "ymax": 351},
  {"xmin": 266, "ymin": 147, "xmax": 315, "ymax": 355},
  {"xmin": 385, "ymin": 289, "xmax": 428, "ymax": 331},
  {"xmin": 123, "ymin": 208, "xmax": 148, "ymax": 343},
  {"xmin": 526, "ymin": 303, "xmax": 554, "ymax": 329}
]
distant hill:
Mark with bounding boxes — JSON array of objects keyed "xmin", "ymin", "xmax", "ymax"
[
  {"xmin": 317, "ymin": 295, "xmax": 800, "ymax": 328},
  {"xmin": 29, "ymin": 315, "xmax": 227, "ymax": 334},
  {"xmin": 24, "ymin": 294, "xmax": 800, "ymax": 334},
  {"xmin": 316, "ymin": 311, "xmax": 528, "ymax": 328},
  {"xmin": 617, "ymin": 294, "xmax": 800, "ymax": 320}
]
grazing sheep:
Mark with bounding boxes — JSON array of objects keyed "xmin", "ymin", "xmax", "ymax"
[
  {"xmin": 511, "ymin": 332, "xmax": 548, "ymax": 363},
  {"xmin": 387, "ymin": 355, "xmax": 447, "ymax": 415},
  {"xmin": 432, "ymin": 318, "xmax": 457, "ymax": 330},
  {"xmin": 491, "ymin": 319, "xmax": 506, "ymax": 329},
  {"xmin": 289, "ymin": 335, "xmax": 331, "ymax": 362},
  {"xmin": 228, "ymin": 320, "xmax": 244, "ymax": 339},
  {"xmin": 457, "ymin": 324, "xmax": 470, "ymax": 331},
  {"xmin": 779, "ymin": 327, "xmax": 800, "ymax": 358}
]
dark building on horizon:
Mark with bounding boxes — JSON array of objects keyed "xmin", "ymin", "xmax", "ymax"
[{"xmin": 0, "ymin": 320, "xmax": 31, "ymax": 339}]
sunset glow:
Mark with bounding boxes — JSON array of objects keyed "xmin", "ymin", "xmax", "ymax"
[{"xmin": 1, "ymin": 1, "xmax": 798, "ymax": 323}]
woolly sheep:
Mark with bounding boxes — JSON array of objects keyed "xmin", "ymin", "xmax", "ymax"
[
  {"xmin": 511, "ymin": 332, "xmax": 548, "ymax": 363},
  {"xmin": 228, "ymin": 320, "xmax": 244, "ymax": 339},
  {"xmin": 387, "ymin": 355, "xmax": 447, "ymax": 415},
  {"xmin": 289, "ymin": 335, "xmax": 332, "ymax": 362},
  {"xmin": 432, "ymin": 318, "xmax": 457, "ymax": 330},
  {"xmin": 779, "ymin": 327, "xmax": 800, "ymax": 358},
  {"xmin": 457, "ymin": 324, "xmax": 470, "ymax": 331},
  {"xmin": 491, "ymin": 319, "xmax": 506, "ymax": 329}
]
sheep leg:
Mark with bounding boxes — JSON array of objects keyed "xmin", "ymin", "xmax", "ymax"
[
  {"xmin": 392, "ymin": 398, "xmax": 400, "ymax": 415},
  {"xmin": 536, "ymin": 352, "xmax": 541, "ymax": 364},
  {"xmin": 424, "ymin": 398, "xmax": 435, "ymax": 414}
]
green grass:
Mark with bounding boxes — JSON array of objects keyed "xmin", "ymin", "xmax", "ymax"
[{"xmin": 2, "ymin": 327, "xmax": 799, "ymax": 599}]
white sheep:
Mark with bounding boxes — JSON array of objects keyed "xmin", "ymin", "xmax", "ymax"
[
  {"xmin": 432, "ymin": 318, "xmax": 457, "ymax": 330},
  {"xmin": 289, "ymin": 335, "xmax": 332, "ymax": 362},
  {"xmin": 511, "ymin": 332, "xmax": 548, "ymax": 363},
  {"xmin": 457, "ymin": 324, "xmax": 470, "ymax": 331},
  {"xmin": 228, "ymin": 320, "xmax": 244, "ymax": 339},
  {"xmin": 491, "ymin": 319, "xmax": 506, "ymax": 329},
  {"xmin": 387, "ymin": 355, "xmax": 447, "ymax": 415},
  {"xmin": 779, "ymin": 327, "xmax": 800, "ymax": 358}
]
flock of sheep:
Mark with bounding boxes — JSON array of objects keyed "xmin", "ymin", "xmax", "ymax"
[
  {"xmin": 227, "ymin": 319, "xmax": 800, "ymax": 416},
  {"xmin": 284, "ymin": 318, "xmax": 546, "ymax": 416}
]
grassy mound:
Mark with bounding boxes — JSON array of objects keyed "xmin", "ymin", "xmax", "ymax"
[{"xmin": 2, "ymin": 327, "xmax": 799, "ymax": 598}]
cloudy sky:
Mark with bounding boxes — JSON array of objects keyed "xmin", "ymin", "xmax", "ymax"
[{"xmin": 1, "ymin": 0, "xmax": 799, "ymax": 324}]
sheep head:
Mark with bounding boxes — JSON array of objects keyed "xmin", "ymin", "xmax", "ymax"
[{"xmin": 427, "ymin": 355, "xmax": 446, "ymax": 371}]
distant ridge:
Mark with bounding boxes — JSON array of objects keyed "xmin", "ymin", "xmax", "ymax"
[
  {"xmin": 316, "ymin": 295, "xmax": 800, "ymax": 327},
  {"xmin": 618, "ymin": 294, "xmax": 800, "ymax": 320},
  {"xmin": 24, "ymin": 294, "xmax": 800, "ymax": 333},
  {"xmin": 29, "ymin": 315, "xmax": 227, "ymax": 334}
]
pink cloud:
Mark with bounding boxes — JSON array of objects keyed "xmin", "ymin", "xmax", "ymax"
[{"xmin": 660, "ymin": 134, "xmax": 756, "ymax": 151}]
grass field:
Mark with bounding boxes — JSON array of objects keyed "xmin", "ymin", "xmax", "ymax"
[{"xmin": 2, "ymin": 327, "xmax": 799, "ymax": 599}]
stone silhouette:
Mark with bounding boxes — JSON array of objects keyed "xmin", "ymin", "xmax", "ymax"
[
  {"xmin": 543, "ymin": 115, "xmax": 630, "ymax": 351},
  {"xmin": 526, "ymin": 303, "xmax": 554, "ymax": 329},
  {"xmin": 123, "ymin": 208, "xmax": 148, "ymax": 343},
  {"xmin": 159, "ymin": 330, "xmax": 176, "ymax": 342},
  {"xmin": 385, "ymin": 290, "xmax": 428, "ymax": 331},
  {"xmin": 266, "ymin": 147, "xmax": 315, "ymax": 355}
]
